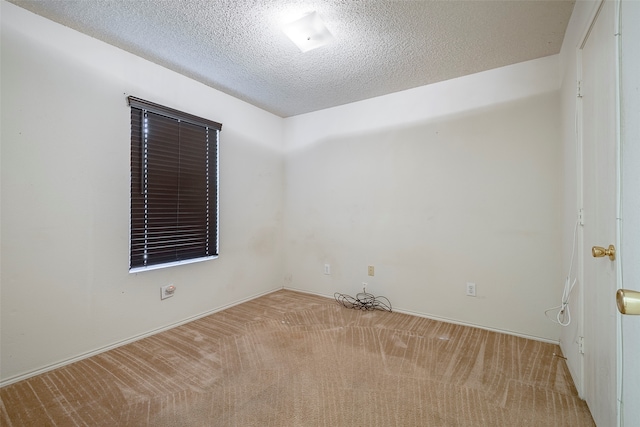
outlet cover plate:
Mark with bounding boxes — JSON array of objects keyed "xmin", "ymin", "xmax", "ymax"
[
  {"xmin": 161, "ymin": 284, "xmax": 176, "ymax": 300},
  {"xmin": 466, "ymin": 282, "xmax": 476, "ymax": 297}
]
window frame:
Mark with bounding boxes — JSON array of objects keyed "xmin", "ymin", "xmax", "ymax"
[{"xmin": 128, "ymin": 96, "xmax": 221, "ymax": 273}]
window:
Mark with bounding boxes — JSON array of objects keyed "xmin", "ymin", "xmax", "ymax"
[{"xmin": 129, "ymin": 96, "xmax": 221, "ymax": 271}]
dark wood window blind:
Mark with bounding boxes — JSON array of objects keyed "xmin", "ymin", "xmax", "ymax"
[{"xmin": 129, "ymin": 97, "xmax": 221, "ymax": 270}]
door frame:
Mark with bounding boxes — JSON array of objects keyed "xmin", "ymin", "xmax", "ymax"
[{"xmin": 619, "ymin": 2, "xmax": 640, "ymax": 424}]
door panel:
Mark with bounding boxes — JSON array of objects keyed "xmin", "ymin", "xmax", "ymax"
[
  {"xmin": 619, "ymin": 1, "xmax": 640, "ymax": 424},
  {"xmin": 581, "ymin": 1, "xmax": 619, "ymax": 425}
]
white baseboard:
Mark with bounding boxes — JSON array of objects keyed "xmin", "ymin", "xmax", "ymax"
[
  {"xmin": 0, "ymin": 287, "xmax": 282, "ymax": 388},
  {"xmin": 284, "ymin": 286, "xmax": 560, "ymax": 345},
  {"xmin": 3, "ymin": 286, "xmax": 559, "ymax": 387}
]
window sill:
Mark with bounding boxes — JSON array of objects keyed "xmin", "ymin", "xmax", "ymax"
[{"xmin": 129, "ymin": 255, "xmax": 218, "ymax": 273}]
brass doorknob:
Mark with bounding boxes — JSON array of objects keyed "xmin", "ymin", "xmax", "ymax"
[
  {"xmin": 616, "ymin": 289, "xmax": 640, "ymax": 315},
  {"xmin": 592, "ymin": 244, "xmax": 616, "ymax": 261}
]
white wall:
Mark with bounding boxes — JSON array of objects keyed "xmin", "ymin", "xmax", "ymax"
[
  {"xmin": 283, "ymin": 58, "xmax": 564, "ymax": 341},
  {"xmin": 0, "ymin": 2, "xmax": 284, "ymax": 384}
]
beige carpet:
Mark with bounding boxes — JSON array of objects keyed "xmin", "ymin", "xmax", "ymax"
[{"xmin": 1, "ymin": 290, "xmax": 594, "ymax": 426}]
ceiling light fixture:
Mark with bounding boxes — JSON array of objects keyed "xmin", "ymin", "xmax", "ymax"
[{"xmin": 282, "ymin": 11, "xmax": 333, "ymax": 53}]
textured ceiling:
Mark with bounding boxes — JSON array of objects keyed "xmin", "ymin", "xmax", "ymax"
[{"xmin": 9, "ymin": 0, "xmax": 575, "ymax": 117}]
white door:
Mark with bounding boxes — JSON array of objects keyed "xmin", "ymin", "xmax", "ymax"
[
  {"xmin": 581, "ymin": 1, "xmax": 619, "ymax": 425},
  {"xmin": 619, "ymin": 1, "xmax": 640, "ymax": 425}
]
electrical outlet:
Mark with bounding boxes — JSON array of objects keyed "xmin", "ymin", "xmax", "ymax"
[
  {"xmin": 362, "ymin": 282, "xmax": 367, "ymax": 293},
  {"xmin": 161, "ymin": 284, "xmax": 176, "ymax": 300},
  {"xmin": 324, "ymin": 264, "xmax": 331, "ymax": 275},
  {"xmin": 368, "ymin": 265, "xmax": 374, "ymax": 276},
  {"xmin": 466, "ymin": 282, "xmax": 476, "ymax": 297}
]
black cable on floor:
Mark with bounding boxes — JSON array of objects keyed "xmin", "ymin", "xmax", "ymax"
[{"xmin": 334, "ymin": 292, "xmax": 392, "ymax": 312}]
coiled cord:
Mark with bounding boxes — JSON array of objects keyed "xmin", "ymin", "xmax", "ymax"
[{"xmin": 334, "ymin": 292, "xmax": 392, "ymax": 312}]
